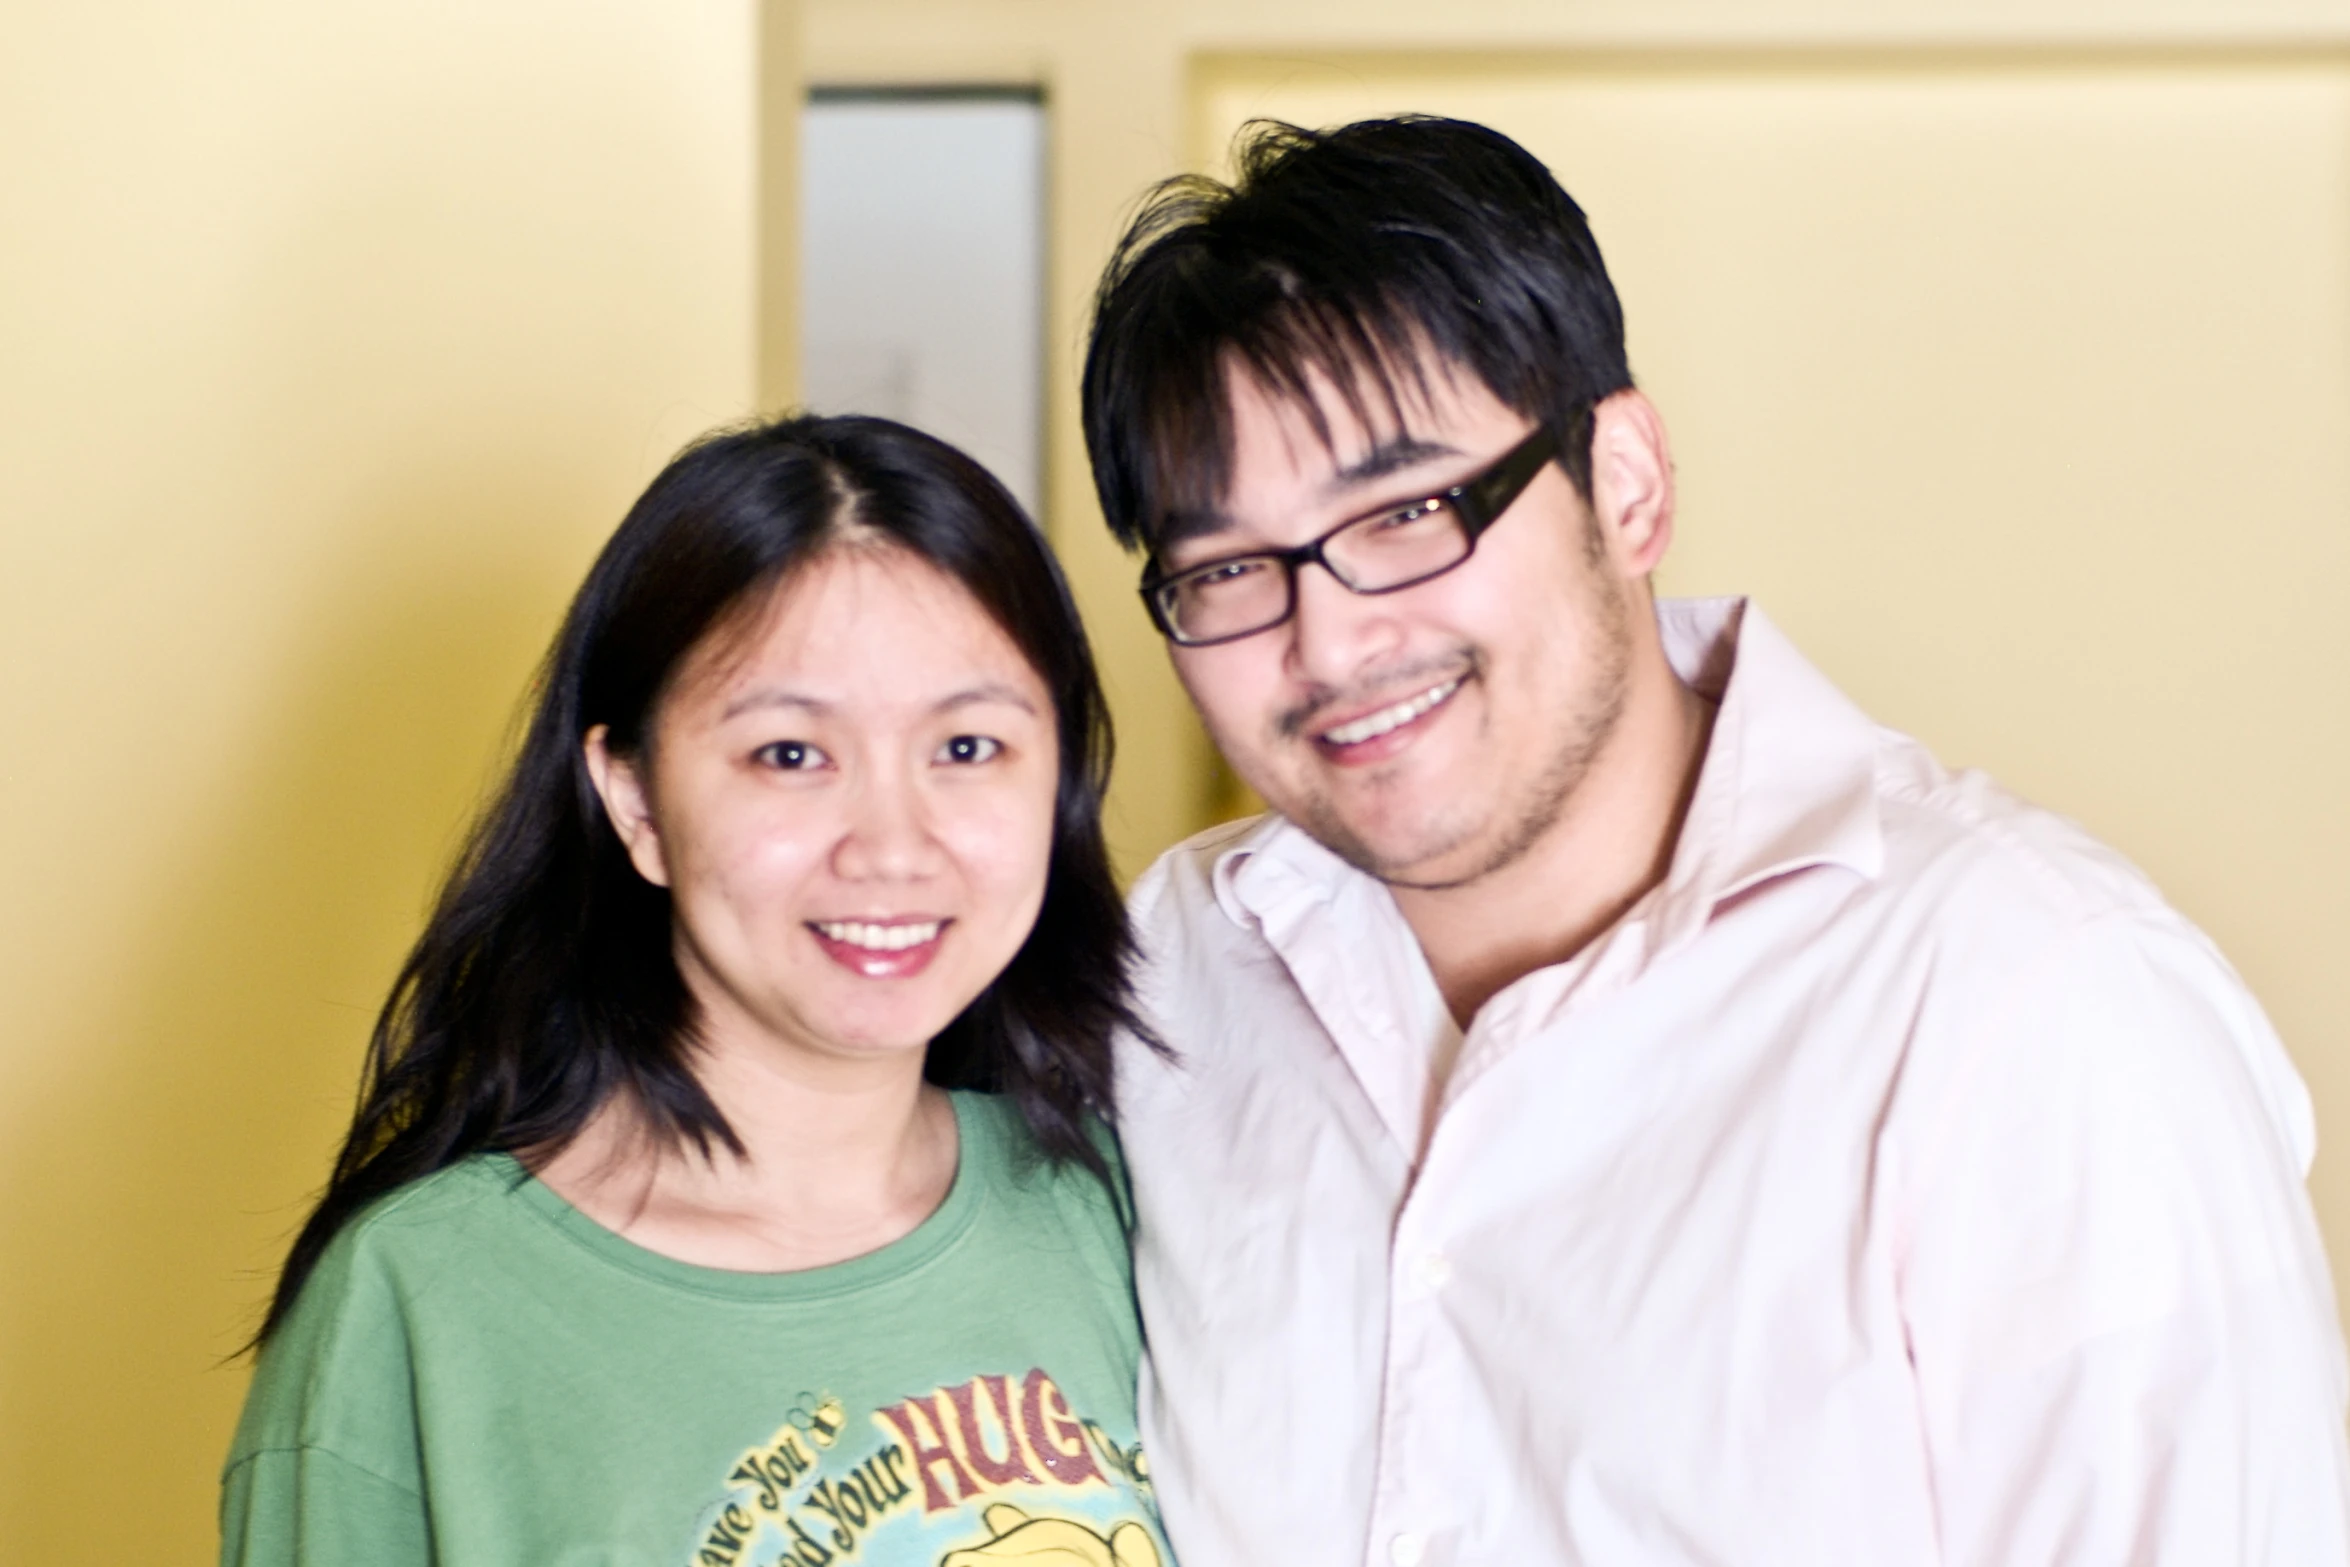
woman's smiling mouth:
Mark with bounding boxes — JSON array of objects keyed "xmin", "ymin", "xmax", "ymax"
[{"xmin": 809, "ymin": 918, "xmax": 949, "ymax": 978}]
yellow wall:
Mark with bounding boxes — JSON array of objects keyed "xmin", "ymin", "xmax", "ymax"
[
  {"xmin": 0, "ymin": 2, "xmax": 772, "ymax": 1553},
  {"xmin": 810, "ymin": 0, "xmax": 2350, "ymax": 1310},
  {"xmin": 6, "ymin": 2, "xmax": 2346, "ymax": 1554}
]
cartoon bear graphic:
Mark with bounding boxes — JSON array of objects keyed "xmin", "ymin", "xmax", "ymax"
[{"xmin": 938, "ymin": 1502, "xmax": 1162, "ymax": 1567}]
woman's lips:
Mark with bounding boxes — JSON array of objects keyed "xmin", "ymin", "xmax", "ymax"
[{"xmin": 808, "ymin": 918, "xmax": 948, "ymax": 979}]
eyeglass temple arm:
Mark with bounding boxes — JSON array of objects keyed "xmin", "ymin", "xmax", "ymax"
[{"xmin": 1461, "ymin": 426, "xmax": 1561, "ymax": 534}]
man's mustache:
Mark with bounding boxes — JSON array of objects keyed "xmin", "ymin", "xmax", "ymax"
[{"xmin": 1274, "ymin": 650, "xmax": 1479, "ymax": 740}]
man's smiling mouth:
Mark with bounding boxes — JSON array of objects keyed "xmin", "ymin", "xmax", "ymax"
[{"xmin": 1316, "ymin": 678, "xmax": 1462, "ymax": 748}]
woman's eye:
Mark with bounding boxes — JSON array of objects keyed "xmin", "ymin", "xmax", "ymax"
[
  {"xmin": 937, "ymin": 734, "xmax": 1002, "ymax": 765},
  {"xmin": 754, "ymin": 739, "xmax": 829, "ymax": 771}
]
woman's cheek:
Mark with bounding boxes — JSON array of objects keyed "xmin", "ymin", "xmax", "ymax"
[{"xmin": 950, "ymin": 795, "xmax": 1050, "ymax": 892}]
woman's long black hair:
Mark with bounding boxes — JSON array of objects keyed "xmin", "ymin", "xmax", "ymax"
[{"xmin": 257, "ymin": 413, "xmax": 1150, "ymax": 1344}]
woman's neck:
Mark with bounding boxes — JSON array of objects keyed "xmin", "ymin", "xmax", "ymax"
[{"xmin": 528, "ymin": 1043, "xmax": 960, "ymax": 1274}]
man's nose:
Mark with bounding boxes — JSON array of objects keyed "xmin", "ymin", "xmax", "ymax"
[{"xmin": 1284, "ymin": 558, "xmax": 1405, "ymax": 688}]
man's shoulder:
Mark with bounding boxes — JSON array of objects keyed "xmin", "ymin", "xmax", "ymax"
[
  {"xmin": 1128, "ymin": 812, "xmax": 1276, "ymax": 931},
  {"xmin": 1865, "ymin": 728, "xmax": 2177, "ymax": 941}
]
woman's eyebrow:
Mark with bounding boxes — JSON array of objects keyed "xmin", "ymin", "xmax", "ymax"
[
  {"xmin": 935, "ymin": 682, "xmax": 1040, "ymax": 716},
  {"xmin": 721, "ymin": 684, "xmax": 1039, "ymax": 720},
  {"xmin": 719, "ymin": 688, "xmax": 829, "ymax": 721}
]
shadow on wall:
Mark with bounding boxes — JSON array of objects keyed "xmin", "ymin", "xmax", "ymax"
[{"xmin": 0, "ymin": 476, "xmax": 582, "ymax": 1548}]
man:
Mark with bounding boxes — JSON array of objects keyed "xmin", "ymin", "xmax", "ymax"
[{"xmin": 1080, "ymin": 116, "xmax": 2350, "ymax": 1565}]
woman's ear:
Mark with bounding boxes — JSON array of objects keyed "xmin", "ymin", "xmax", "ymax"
[{"xmin": 583, "ymin": 725, "xmax": 671, "ymax": 888}]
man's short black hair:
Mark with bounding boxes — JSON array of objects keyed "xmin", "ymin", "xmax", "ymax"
[{"xmin": 1081, "ymin": 115, "xmax": 1636, "ymax": 556}]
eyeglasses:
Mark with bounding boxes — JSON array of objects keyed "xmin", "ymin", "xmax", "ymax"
[{"xmin": 1138, "ymin": 425, "xmax": 1560, "ymax": 647}]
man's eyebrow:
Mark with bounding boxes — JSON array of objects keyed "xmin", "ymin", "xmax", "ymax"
[
  {"xmin": 1158, "ymin": 506, "xmax": 1236, "ymax": 551},
  {"xmin": 1155, "ymin": 435, "xmax": 1466, "ymax": 555},
  {"xmin": 1327, "ymin": 435, "xmax": 1461, "ymax": 493}
]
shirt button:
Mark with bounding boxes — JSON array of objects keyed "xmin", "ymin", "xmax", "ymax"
[
  {"xmin": 1389, "ymin": 1532, "xmax": 1427, "ymax": 1567},
  {"xmin": 1416, "ymin": 1252, "xmax": 1453, "ymax": 1291}
]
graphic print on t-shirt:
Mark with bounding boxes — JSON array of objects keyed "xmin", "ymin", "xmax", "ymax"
[{"xmin": 688, "ymin": 1366, "xmax": 1163, "ymax": 1566}]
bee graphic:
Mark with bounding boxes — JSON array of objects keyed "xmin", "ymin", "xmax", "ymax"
[{"xmin": 788, "ymin": 1392, "xmax": 848, "ymax": 1449}]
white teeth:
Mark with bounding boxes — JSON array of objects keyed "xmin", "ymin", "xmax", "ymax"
[
  {"xmin": 814, "ymin": 920, "xmax": 942, "ymax": 951},
  {"xmin": 1322, "ymin": 680, "xmax": 1461, "ymax": 746}
]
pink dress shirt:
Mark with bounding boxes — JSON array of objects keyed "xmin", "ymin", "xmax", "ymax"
[{"xmin": 1118, "ymin": 597, "xmax": 2350, "ymax": 1566}]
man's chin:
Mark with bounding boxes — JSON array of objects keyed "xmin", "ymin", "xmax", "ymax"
[{"xmin": 1290, "ymin": 795, "xmax": 1481, "ymax": 887}]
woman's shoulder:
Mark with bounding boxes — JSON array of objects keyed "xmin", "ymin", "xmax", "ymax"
[
  {"xmin": 230, "ymin": 1158, "xmax": 530, "ymax": 1457},
  {"xmin": 305, "ymin": 1154, "xmax": 530, "ymax": 1287},
  {"xmin": 952, "ymin": 1090, "xmax": 1134, "ymax": 1275},
  {"xmin": 956, "ymin": 1088, "xmax": 1126, "ymax": 1192},
  {"xmin": 259, "ymin": 1155, "xmax": 521, "ymax": 1308}
]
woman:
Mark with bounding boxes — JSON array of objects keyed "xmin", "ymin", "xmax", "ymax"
[{"xmin": 223, "ymin": 415, "xmax": 1170, "ymax": 1567}]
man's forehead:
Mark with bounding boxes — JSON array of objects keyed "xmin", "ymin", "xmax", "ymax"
[
  {"xmin": 1146, "ymin": 352, "xmax": 1490, "ymax": 549},
  {"xmin": 1220, "ymin": 345, "xmax": 1480, "ymax": 474}
]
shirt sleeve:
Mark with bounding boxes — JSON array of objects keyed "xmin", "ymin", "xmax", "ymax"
[
  {"xmin": 1894, "ymin": 911, "xmax": 2350, "ymax": 1565},
  {"xmin": 220, "ymin": 1445, "xmax": 431, "ymax": 1567}
]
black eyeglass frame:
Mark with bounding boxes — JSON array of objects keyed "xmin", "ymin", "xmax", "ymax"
[{"xmin": 1137, "ymin": 424, "xmax": 1562, "ymax": 647}]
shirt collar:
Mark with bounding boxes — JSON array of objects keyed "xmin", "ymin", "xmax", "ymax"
[
  {"xmin": 1652, "ymin": 596, "xmax": 1883, "ymax": 946},
  {"xmin": 1211, "ymin": 808, "xmax": 1352, "ymax": 934},
  {"xmin": 1211, "ymin": 596, "xmax": 1884, "ymax": 941}
]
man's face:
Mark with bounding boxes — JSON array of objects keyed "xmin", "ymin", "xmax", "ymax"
[{"xmin": 1159, "ymin": 361, "xmax": 1643, "ymax": 889}]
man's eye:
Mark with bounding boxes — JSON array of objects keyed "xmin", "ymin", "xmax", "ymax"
[
  {"xmin": 1369, "ymin": 499, "xmax": 1442, "ymax": 532},
  {"xmin": 1185, "ymin": 557, "xmax": 1273, "ymax": 595},
  {"xmin": 937, "ymin": 734, "xmax": 1002, "ymax": 765},
  {"xmin": 755, "ymin": 740, "xmax": 829, "ymax": 770}
]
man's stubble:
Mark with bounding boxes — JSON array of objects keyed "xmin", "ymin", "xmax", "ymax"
[{"xmin": 1285, "ymin": 561, "xmax": 1635, "ymax": 894}]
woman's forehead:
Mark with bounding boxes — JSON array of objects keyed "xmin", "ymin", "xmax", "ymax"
[{"xmin": 677, "ymin": 545, "xmax": 1044, "ymax": 715}]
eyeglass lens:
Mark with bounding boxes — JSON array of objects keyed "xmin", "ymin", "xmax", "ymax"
[{"xmin": 1159, "ymin": 499, "xmax": 1474, "ymax": 643}]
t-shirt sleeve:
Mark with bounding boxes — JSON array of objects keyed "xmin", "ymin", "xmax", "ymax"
[
  {"xmin": 220, "ymin": 1445, "xmax": 430, "ymax": 1567},
  {"xmin": 222, "ymin": 1206, "xmax": 436, "ymax": 1566},
  {"xmin": 1893, "ymin": 911, "xmax": 2350, "ymax": 1564}
]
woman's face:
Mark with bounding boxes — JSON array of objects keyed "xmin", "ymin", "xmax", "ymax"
[{"xmin": 588, "ymin": 544, "xmax": 1060, "ymax": 1074}]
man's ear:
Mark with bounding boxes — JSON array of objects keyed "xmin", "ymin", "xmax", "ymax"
[
  {"xmin": 1587, "ymin": 389, "xmax": 1676, "ymax": 580},
  {"xmin": 583, "ymin": 724, "xmax": 671, "ymax": 888}
]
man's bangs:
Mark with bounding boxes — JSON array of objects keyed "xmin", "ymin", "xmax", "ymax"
[
  {"xmin": 1084, "ymin": 116, "xmax": 1636, "ymax": 554},
  {"xmin": 1139, "ymin": 298, "xmax": 1443, "ymax": 552}
]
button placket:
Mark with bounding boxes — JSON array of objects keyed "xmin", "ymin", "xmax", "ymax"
[{"xmin": 1368, "ymin": 1192, "xmax": 1454, "ymax": 1567}]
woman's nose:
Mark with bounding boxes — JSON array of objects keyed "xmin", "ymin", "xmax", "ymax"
[{"xmin": 829, "ymin": 770, "xmax": 943, "ymax": 882}]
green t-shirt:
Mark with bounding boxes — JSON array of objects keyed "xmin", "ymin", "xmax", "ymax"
[{"xmin": 223, "ymin": 1092, "xmax": 1169, "ymax": 1567}]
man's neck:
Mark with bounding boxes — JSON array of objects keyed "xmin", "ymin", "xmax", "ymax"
[{"xmin": 1392, "ymin": 651, "xmax": 1716, "ymax": 1028}]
